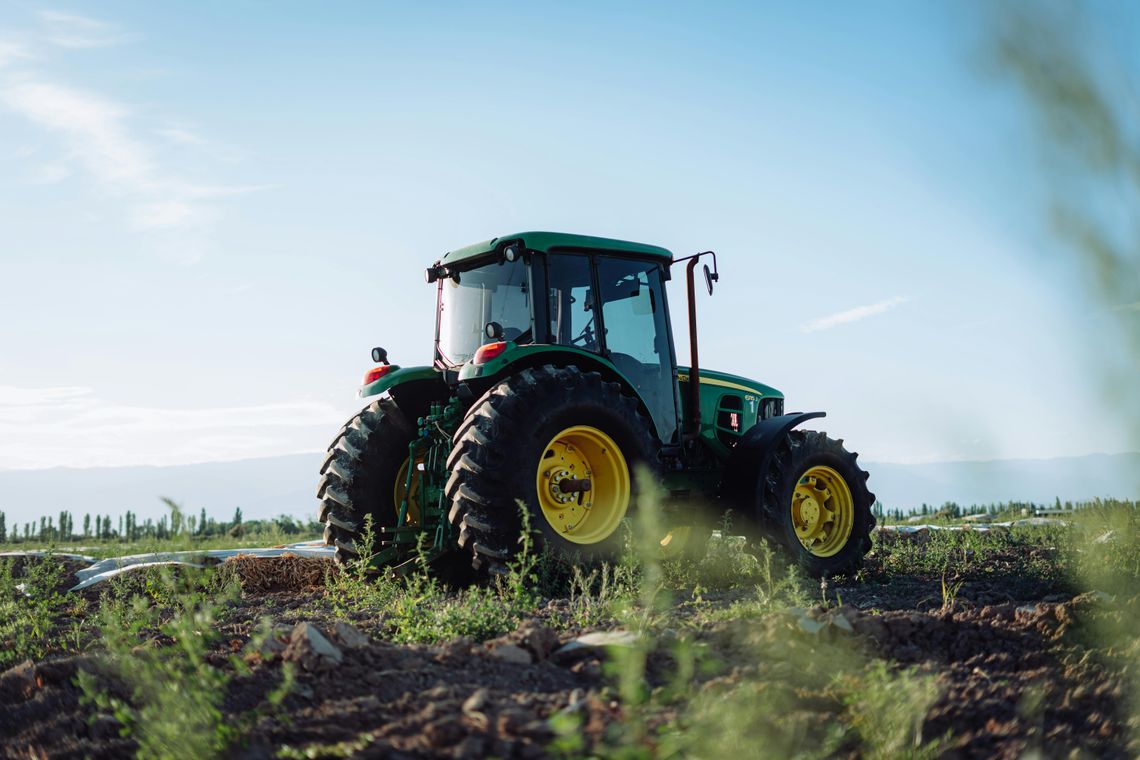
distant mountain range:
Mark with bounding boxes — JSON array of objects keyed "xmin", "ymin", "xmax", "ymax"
[
  {"xmin": 1, "ymin": 451, "xmax": 1137, "ymax": 528},
  {"xmin": 866, "ymin": 452, "xmax": 1140, "ymax": 510}
]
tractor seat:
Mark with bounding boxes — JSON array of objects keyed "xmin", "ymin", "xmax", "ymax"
[{"xmin": 607, "ymin": 351, "xmax": 663, "ymax": 392}]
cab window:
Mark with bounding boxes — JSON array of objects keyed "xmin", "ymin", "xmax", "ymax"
[
  {"xmin": 546, "ymin": 255, "xmax": 597, "ymax": 350},
  {"xmin": 595, "ymin": 256, "xmax": 677, "ymax": 437}
]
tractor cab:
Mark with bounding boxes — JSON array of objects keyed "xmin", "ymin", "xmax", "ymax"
[{"xmin": 425, "ymin": 233, "xmax": 681, "ymax": 443}]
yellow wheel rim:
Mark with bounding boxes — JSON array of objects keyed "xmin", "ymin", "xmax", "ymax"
[
  {"xmin": 791, "ymin": 465, "xmax": 855, "ymax": 557},
  {"xmin": 535, "ymin": 425, "xmax": 630, "ymax": 545},
  {"xmin": 393, "ymin": 456, "xmax": 423, "ymax": 526},
  {"xmin": 658, "ymin": 526, "xmax": 694, "ymax": 560}
]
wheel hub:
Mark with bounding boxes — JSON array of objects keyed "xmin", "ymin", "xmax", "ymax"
[
  {"xmin": 545, "ymin": 469, "xmax": 592, "ymax": 505},
  {"xmin": 535, "ymin": 426, "xmax": 629, "ymax": 544},
  {"xmin": 790, "ymin": 466, "xmax": 855, "ymax": 558}
]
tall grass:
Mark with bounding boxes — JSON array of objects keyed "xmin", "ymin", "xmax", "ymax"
[
  {"xmin": 549, "ymin": 469, "xmax": 945, "ymax": 759},
  {"xmin": 78, "ymin": 566, "xmax": 294, "ymax": 760}
]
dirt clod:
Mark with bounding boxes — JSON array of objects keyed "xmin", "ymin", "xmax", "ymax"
[
  {"xmin": 487, "ymin": 643, "xmax": 533, "ymax": 665},
  {"xmin": 332, "ymin": 621, "xmax": 370, "ymax": 649},
  {"xmin": 282, "ymin": 621, "xmax": 343, "ymax": 671}
]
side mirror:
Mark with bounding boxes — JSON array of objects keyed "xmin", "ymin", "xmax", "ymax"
[
  {"xmin": 703, "ymin": 263, "xmax": 719, "ymax": 295},
  {"xmin": 485, "ymin": 321, "xmax": 504, "ymax": 340},
  {"xmin": 371, "ymin": 347, "xmax": 389, "ymax": 364},
  {"xmin": 425, "ymin": 267, "xmax": 440, "ymax": 284}
]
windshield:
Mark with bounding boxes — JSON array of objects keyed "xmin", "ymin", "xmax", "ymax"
[{"xmin": 437, "ymin": 258, "xmax": 532, "ymax": 365}]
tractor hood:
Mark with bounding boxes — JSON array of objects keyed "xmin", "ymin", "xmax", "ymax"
[{"xmin": 676, "ymin": 366, "xmax": 782, "ymax": 399}]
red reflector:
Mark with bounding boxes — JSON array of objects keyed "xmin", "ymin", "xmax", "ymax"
[
  {"xmin": 363, "ymin": 365, "xmax": 392, "ymax": 384},
  {"xmin": 473, "ymin": 341, "xmax": 508, "ymax": 364}
]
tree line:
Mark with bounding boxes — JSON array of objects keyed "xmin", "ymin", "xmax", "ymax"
[
  {"xmin": 0, "ymin": 503, "xmax": 320, "ymax": 545},
  {"xmin": 875, "ymin": 497, "xmax": 1140, "ymax": 523}
]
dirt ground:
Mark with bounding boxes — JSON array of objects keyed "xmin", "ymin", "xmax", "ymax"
[{"xmin": 0, "ymin": 541, "xmax": 1136, "ymax": 759}]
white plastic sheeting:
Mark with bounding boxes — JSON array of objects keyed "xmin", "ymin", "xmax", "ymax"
[
  {"xmin": 1, "ymin": 540, "xmax": 335, "ymax": 592},
  {"xmin": 877, "ymin": 517, "xmax": 1068, "ymax": 533}
]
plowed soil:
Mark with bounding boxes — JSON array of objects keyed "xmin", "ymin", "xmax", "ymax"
[{"xmin": 1, "ymin": 542, "xmax": 1136, "ymax": 759}]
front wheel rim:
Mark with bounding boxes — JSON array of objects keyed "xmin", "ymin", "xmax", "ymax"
[
  {"xmin": 791, "ymin": 465, "xmax": 855, "ymax": 557},
  {"xmin": 535, "ymin": 425, "xmax": 630, "ymax": 545}
]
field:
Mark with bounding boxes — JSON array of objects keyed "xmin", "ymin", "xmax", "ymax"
[{"xmin": 1, "ymin": 501, "xmax": 1139, "ymax": 759}]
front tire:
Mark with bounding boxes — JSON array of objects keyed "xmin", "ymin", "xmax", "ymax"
[
  {"xmin": 317, "ymin": 398, "xmax": 415, "ymax": 565},
  {"xmin": 445, "ymin": 365, "xmax": 656, "ymax": 574},
  {"xmin": 761, "ymin": 430, "xmax": 876, "ymax": 577}
]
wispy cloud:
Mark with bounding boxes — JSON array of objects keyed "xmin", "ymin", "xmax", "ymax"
[
  {"xmin": 0, "ymin": 41, "xmax": 33, "ymax": 68},
  {"xmin": 800, "ymin": 296, "xmax": 910, "ymax": 333},
  {"xmin": 0, "ymin": 385, "xmax": 343, "ymax": 469},
  {"xmin": 3, "ymin": 81, "xmax": 152, "ymax": 183},
  {"xmin": 27, "ymin": 161, "xmax": 72, "ymax": 184},
  {"xmin": 0, "ymin": 11, "xmax": 263, "ymax": 244},
  {"xmin": 155, "ymin": 126, "xmax": 208, "ymax": 146},
  {"xmin": 38, "ymin": 10, "xmax": 130, "ymax": 49}
]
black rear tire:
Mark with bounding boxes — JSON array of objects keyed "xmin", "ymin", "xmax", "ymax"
[
  {"xmin": 445, "ymin": 364, "xmax": 657, "ymax": 574},
  {"xmin": 760, "ymin": 430, "xmax": 876, "ymax": 577},
  {"xmin": 317, "ymin": 398, "xmax": 415, "ymax": 565}
]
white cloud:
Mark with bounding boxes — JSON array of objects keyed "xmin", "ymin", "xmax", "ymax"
[
  {"xmin": 0, "ymin": 385, "xmax": 93, "ymax": 406},
  {"xmin": 155, "ymin": 126, "xmax": 207, "ymax": 146},
  {"xmin": 0, "ymin": 385, "xmax": 344, "ymax": 469},
  {"xmin": 0, "ymin": 12, "xmax": 261, "ymax": 241},
  {"xmin": 27, "ymin": 161, "xmax": 72, "ymax": 184},
  {"xmin": 1, "ymin": 79, "xmax": 261, "ymax": 232},
  {"xmin": 130, "ymin": 200, "xmax": 197, "ymax": 229},
  {"xmin": 38, "ymin": 10, "xmax": 129, "ymax": 49},
  {"xmin": 3, "ymin": 81, "xmax": 153, "ymax": 184},
  {"xmin": 800, "ymin": 296, "xmax": 910, "ymax": 333},
  {"xmin": 0, "ymin": 41, "xmax": 33, "ymax": 68}
]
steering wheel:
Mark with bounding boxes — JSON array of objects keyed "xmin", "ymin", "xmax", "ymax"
[{"xmin": 570, "ymin": 320, "xmax": 596, "ymax": 348}]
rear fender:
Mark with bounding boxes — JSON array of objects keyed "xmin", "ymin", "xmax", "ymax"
[
  {"xmin": 458, "ymin": 344, "xmax": 667, "ymax": 442},
  {"xmin": 719, "ymin": 411, "xmax": 826, "ymax": 517},
  {"xmin": 359, "ymin": 365, "xmax": 449, "ymax": 422}
]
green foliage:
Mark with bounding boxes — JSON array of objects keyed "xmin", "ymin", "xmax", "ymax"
[
  {"xmin": 79, "ymin": 567, "xmax": 293, "ymax": 760},
  {"xmin": 0, "ymin": 555, "xmax": 74, "ymax": 669},
  {"xmin": 840, "ymin": 661, "xmax": 946, "ymax": 760},
  {"xmin": 1064, "ymin": 501, "xmax": 1140, "ymax": 750},
  {"xmin": 325, "ymin": 507, "xmax": 544, "ymax": 645},
  {"xmin": 551, "ymin": 471, "xmax": 946, "ymax": 759},
  {"xmin": 79, "ymin": 569, "xmax": 238, "ymax": 759},
  {"xmin": 874, "ymin": 523, "xmax": 1068, "ymax": 580}
]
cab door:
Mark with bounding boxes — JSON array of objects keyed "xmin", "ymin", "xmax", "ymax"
[{"xmin": 594, "ymin": 256, "xmax": 680, "ymax": 443}]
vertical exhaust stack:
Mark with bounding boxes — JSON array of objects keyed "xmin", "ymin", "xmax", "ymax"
[{"xmin": 685, "ymin": 256, "xmax": 702, "ymax": 439}]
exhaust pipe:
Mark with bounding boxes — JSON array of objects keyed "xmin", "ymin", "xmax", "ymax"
[{"xmin": 685, "ymin": 256, "xmax": 702, "ymax": 439}]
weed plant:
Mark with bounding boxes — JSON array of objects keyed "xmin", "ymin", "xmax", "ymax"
[
  {"xmin": 1064, "ymin": 501, "xmax": 1140, "ymax": 751},
  {"xmin": 0, "ymin": 554, "xmax": 85, "ymax": 668},
  {"xmin": 550, "ymin": 470, "xmax": 945, "ymax": 759},
  {"xmin": 78, "ymin": 567, "xmax": 294, "ymax": 760},
  {"xmin": 325, "ymin": 509, "xmax": 545, "ymax": 644}
]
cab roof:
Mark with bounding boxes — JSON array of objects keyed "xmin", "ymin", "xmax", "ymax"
[{"xmin": 438, "ymin": 231, "xmax": 673, "ymax": 267}]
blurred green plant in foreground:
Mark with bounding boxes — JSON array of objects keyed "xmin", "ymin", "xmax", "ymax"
[
  {"xmin": 988, "ymin": 1, "xmax": 1140, "ymax": 748},
  {"xmin": 548, "ymin": 472, "xmax": 945, "ymax": 759}
]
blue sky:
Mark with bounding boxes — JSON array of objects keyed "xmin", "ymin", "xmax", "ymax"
[{"xmin": 0, "ymin": 1, "xmax": 1136, "ymax": 471}]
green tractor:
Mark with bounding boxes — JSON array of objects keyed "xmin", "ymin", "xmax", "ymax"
[{"xmin": 318, "ymin": 232, "xmax": 875, "ymax": 578}]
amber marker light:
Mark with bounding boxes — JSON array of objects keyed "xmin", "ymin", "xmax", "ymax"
[
  {"xmin": 363, "ymin": 365, "xmax": 393, "ymax": 384},
  {"xmin": 473, "ymin": 341, "xmax": 508, "ymax": 364}
]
